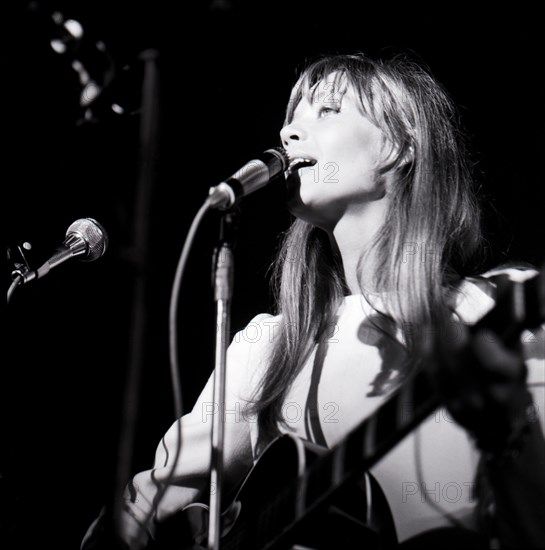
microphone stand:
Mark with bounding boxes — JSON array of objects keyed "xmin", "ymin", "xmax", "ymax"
[{"xmin": 208, "ymin": 208, "xmax": 239, "ymax": 550}]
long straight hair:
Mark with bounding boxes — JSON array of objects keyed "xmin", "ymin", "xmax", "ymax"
[{"xmin": 250, "ymin": 53, "xmax": 485, "ymax": 451}]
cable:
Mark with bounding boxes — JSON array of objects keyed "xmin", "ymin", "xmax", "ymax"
[
  {"xmin": 168, "ymin": 197, "xmax": 212, "ymax": 419},
  {"xmin": 138, "ymin": 197, "xmax": 212, "ymax": 537},
  {"xmin": 7, "ymin": 275, "xmax": 22, "ymax": 304},
  {"xmin": 413, "ymin": 426, "xmax": 476, "ymax": 533}
]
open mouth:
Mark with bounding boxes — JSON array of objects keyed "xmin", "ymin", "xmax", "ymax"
[{"xmin": 285, "ymin": 157, "xmax": 317, "ymax": 176}]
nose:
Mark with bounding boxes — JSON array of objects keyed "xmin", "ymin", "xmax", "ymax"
[{"xmin": 280, "ymin": 122, "xmax": 306, "ymax": 147}]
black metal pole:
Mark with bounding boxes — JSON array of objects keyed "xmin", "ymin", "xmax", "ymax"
[{"xmin": 109, "ymin": 48, "xmax": 161, "ymax": 539}]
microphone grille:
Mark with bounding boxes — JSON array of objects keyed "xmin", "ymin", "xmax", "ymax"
[
  {"xmin": 66, "ymin": 218, "xmax": 109, "ymax": 261},
  {"xmin": 268, "ymin": 146, "xmax": 290, "ymax": 171}
]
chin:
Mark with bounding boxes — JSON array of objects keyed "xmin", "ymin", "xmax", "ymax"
[
  {"xmin": 285, "ymin": 175, "xmax": 336, "ymax": 229},
  {"xmin": 287, "ymin": 197, "xmax": 334, "ymax": 231}
]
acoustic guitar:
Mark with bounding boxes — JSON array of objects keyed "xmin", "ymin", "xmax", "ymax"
[{"xmin": 155, "ymin": 269, "xmax": 544, "ymax": 550}]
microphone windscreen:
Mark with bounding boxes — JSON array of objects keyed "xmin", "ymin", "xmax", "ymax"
[{"xmin": 66, "ymin": 218, "xmax": 109, "ymax": 261}]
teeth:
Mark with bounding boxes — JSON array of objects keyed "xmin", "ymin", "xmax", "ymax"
[{"xmin": 286, "ymin": 157, "xmax": 317, "ymax": 175}]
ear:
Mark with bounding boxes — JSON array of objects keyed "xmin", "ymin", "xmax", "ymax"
[
  {"xmin": 400, "ymin": 144, "xmax": 414, "ymax": 167},
  {"xmin": 381, "ymin": 169, "xmax": 397, "ymax": 195},
  {"xmin": 379, "ymin": 136, "xmax": 414, "ymax": 171},
  {"xmin": 377, "ymin": 142, "xmax": 414, "ymax": 193}
]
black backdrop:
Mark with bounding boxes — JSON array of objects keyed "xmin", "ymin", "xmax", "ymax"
[{"xmin": 3, "ymin": 1, "xmax": 544, "ymax": 548}]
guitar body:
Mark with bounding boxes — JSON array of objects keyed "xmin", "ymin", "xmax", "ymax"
[{"xmin": 152, "ymin": 434, "xmax": 395, "ymax": 550}]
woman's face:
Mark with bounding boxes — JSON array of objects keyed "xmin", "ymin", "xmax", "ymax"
[{"xmin": 280, "ymin": 72, "xmax": 389, "ymax": 230}]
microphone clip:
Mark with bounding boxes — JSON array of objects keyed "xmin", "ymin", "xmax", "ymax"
[{"xmin": 8, "ymin": 242, "xmax": 34, "ymax": 281}]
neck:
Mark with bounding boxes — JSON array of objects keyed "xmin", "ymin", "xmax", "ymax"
[{"xmin": 329, "ymin": 199, "xmax": 389, "ymax": 295}]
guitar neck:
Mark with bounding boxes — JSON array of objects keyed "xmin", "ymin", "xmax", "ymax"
[{"xmin": 300, "ymin": 365, "xmax": 439, "ymax": 517}]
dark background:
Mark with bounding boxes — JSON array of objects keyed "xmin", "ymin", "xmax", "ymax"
[{"xmin": 2, "ymin": 1, "xmax": 544, "ymax": 548}]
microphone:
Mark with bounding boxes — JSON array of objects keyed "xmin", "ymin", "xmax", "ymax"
[
  {"xmin": 207, "ymin": 147, "xmax": 290, "ymax": 209},
  {"xmin": 15, "ymin": 218, "xmax": 109, "ymax": 284}
]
